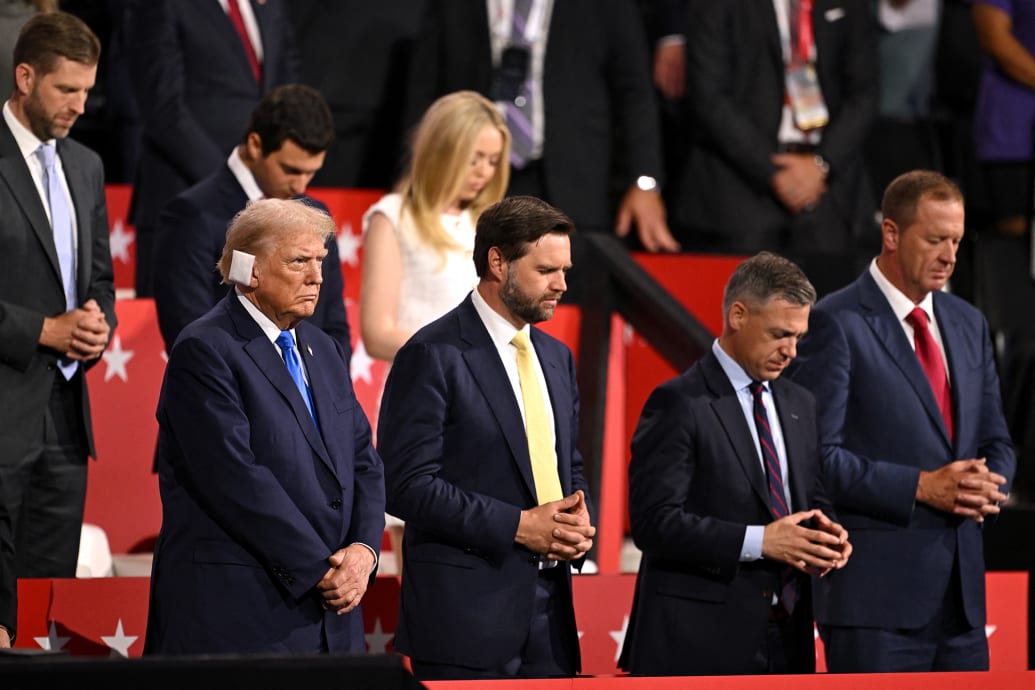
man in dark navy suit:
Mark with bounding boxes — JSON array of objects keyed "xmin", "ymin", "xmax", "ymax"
[
  {"xmin": 377, "ymin": 196, "xmax": 596, "ymax": 680},
  {"xmin": 790, "ymin": 170, "xmax": 1015, "ymax": 671}
]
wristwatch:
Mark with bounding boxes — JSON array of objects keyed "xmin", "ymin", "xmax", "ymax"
[{"xmin": 635, "ymin": 175, "xmax": 658, "ymax": 192}]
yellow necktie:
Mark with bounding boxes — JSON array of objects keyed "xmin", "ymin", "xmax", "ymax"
[{"xmin": 511, "ymin": 331, "xmax": 563, "ymax": 505}]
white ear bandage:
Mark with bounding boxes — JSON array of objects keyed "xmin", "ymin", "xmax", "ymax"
[{"xmin": 229, "ymin": 249, "xmax": 255, "ymax": 286}]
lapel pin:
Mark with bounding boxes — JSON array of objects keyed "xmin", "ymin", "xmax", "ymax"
[{"xmin": 306, "ymin": 344, "xmax": 313, "ymax": 357}]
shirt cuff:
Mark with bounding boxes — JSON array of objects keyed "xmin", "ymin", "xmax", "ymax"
[{"xmin": 740, "ymin": 525, "xmax": 765, "ymax": 561}]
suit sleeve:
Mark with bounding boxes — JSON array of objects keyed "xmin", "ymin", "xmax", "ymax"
[
  {"xmin": 402, "ymin": 0, "xmax": 447, "ymax": 133},
  {"xmin": 791, "ymin": 308, "xmax": 921, "ymax": 525},
  {"xmin": 378, "ymin": 340, "xmax": 523, "ymax": 567},
  {"xmin": 605, "ymin": 0, "xmax": 665, "ymax": 186},
  {"xmin": 686, "ymin": 2, "xmax": 779, "ymax": 192},
  {"xmin": 973, "ymin": 313, "xmax": 1017, "ymax": 491},
  {"xmin": 126, "ymin": 0, "xmax": 226, "ymax": 183},
  {"xmin": 628, "ymin": 384, "xmax": 752, "ymax": 573},
  {"xmin": 81, "ymin": 153, "xmax": 117, "ymax": 371},
  {"xmin": 152, "ymin": 196, "xmax": 223, "ymax": 350},
  {"xmin": 815, "ymin": 4, "xmax": 878, "ymax": 177},
  {"xmin": 0, "ymin": 483, "xmax": 14, "ymax": 640},
  {"xmin": 160, "ymin": 336, "xmax": 340, "ymax": 599}
]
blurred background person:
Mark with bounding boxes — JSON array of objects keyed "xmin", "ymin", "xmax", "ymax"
[
  {"xmin": 153, "ymin": 84, "xmax": 349, "ymax": 357},
  {"xmin": 403, "ymin": 0, "xmax": 678, "ymax": 264},
  {"xmin": 360, "ymin": 89, "xmax": 510, "ymax": 564},
  {"xmin": 0, "ymin": 0, "xmax": 54, "ymax": 100},
  {"xmin": 124, "ymin": 0, "xmax": 299, "ymax": 298},
  {"xmin": 968, "ymin": 0, "xmax": 1035, "ymax": 504},
  {"xmin": 677, "ymin": 0, "xmax": 878, "ymax": 297}
]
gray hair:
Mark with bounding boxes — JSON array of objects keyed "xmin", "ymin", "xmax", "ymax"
[{"xmin": 722, "ymin": 251, "xmax": 816, "ymax": 316}]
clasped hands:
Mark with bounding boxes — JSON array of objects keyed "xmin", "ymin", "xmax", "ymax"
[
  {"xmin": 39, "ymin": 299, "xmax": 110, "ymax": 361},
  {"xmin": 762, "ymin": 508, "xmax": 851, "ymax": 576},
  {"xmin": 516, "ymin": 489, "xmax": 596, "ymax": 561},
  {"xmin": 917, "ymin": 457, "xmax": 1009, "ymax": 523},
  {"xmin": 316, "ymin": 544, "xmax": 375, "ymax": 615},
  {"xmin": 771, "ymin": 152, "xmax": 827, "ymax": 215}
]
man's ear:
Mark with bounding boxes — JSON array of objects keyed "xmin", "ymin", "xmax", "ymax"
[
  {"xmin": 728, "ymin": 300, "xmax": 747, "ymax": 332},
  {"xmin": 882, "ymin": 218, "xmax": 900, "ymax": 253},
  {"xmin": 13, "ymin": 63, "xmax": 33, "ymax": 96},
  {"xmin": 487, "ymin": 246, "xmax": 507, "ymax": 281}
]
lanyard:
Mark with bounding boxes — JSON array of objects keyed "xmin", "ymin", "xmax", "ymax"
[{"xmin": 793, "ymin": 0, "xmax": 814, "ymax": 64}]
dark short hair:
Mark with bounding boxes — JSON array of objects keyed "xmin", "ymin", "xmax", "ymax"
[
  {"xmin": 881, "ymin": 169, "xmax": 963, "ymax": 230},
  {"xmin": 245, "ymin": 84, "xmax": 335, "ymax": 156},
  {"xmin": 473, "ymin": 196, "xmax": 574, "ymax": 277},
  {"xmin": 13, "ymin": 11, "xmax": 100, "ymax": 75},
  {"xmin": 722, "ymin": 251, "xmax": 816, "ymax": 316}
]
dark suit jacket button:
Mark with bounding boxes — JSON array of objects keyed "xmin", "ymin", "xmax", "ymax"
[
  {"xmin": 528, "ymin": 555, "xmax": 539, "ymax": 565},
  {"xmin": 330, "ymin": 498, "xmax": 343, "ymax": 509}
]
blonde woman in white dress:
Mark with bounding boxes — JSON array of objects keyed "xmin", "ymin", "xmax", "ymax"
[{"xmin": 360, "ymin": 90, "xmax": 511, "ymax": 570}]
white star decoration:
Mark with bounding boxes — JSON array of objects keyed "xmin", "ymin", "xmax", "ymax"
[
  {"xmin": 33, "ymin": 620, "xmax": 69, "ymax": 651},
  {"xmin": 608, "ymin": 615, "xmax": 629, "ymax": 663},
  {"xmin": 101, "ymin": 619, "xmax": 137, "ymax": 657},
  {"xmin": 350, "ymin": 338, "xmax": 374, "ymax": 386},
  {"xmin": 337, "ymin": 222, "xmax": 362, "ymax": 267},
  {"xmin": 986, "ymin": 624, "xmax": 997, "ymax": 638},
  {"xmin": 365, "ymin": 617, "xmax": 393, "ymax": 654},
  {"xmin": 102, "ymin": 335, "xmax": 134, "ymax": 382},
  {"xmin": 108, "ymin": 218, "xmax": 135, "ymax": 264}
]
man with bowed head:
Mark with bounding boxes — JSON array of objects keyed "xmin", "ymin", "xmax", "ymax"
[
  {"xmin": 790, "ymin": 170, "xmax": 1015, "ymax": 672},
  {"xmin": 620, "ymin": 251, "xmax": 850, "ymax": 675},
  {"xmin": 144, "ymin": 198, "xmax": 385, "ymax": 655},
  {"xmin": 0, "ymin": 12, "xmax": 115, "ymax": 588},
  {"xmin": 377, "ymin": 195, "xmax": 595, "ymax": 680}
]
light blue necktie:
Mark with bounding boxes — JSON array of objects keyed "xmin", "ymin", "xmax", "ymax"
[
  {"xmin": 506, "ymin": 0, "xmax": 535, "ymax": 168},
  {"xmin": 36, "ymin": 143, "xmax": 77, "ymax": 380},
  {"xmin": 275, "ymin": 331, "xmax": 317, "ymax": 427}
]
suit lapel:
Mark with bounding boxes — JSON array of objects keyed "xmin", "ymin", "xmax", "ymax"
[
  {"xmin": 227, "ymin": 297, "xmax": 335, "ymax": 473},
  {"xmin": 0, "ymin": 120, "xmax": 61, "ymax": 286},
  {"xmin": 764, "ymin": 0, "xmax": 783, "ymax": 63},
  {"xmin": 771, "ymin": 380, "xmax": 809, "ymax": 511},
  {"xmin": 532, "ymin": 328, "xmax": 573, "ymax": 494},
  {"xmin": 57, "ymin": 140, "xmax": 93, "ymax": 301},
  {"xmin": 458, "ymin": 298, "xmax": 539, "ymax": 504},
  {"xmin": 701, "ymin": 353, "xmax": 771, "ymax": 510},
  {"xmin": 935, "ymin": 294, "xmax": 972, "ymax": 450},
  {"xmin": 858, "ymin": 273, "xmax": 951, "ymax": 444}
]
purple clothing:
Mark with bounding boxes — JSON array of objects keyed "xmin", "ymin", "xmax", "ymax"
[{"xmin": 971, "ymin": 0, "xmax": 1035, "ymax": 161}]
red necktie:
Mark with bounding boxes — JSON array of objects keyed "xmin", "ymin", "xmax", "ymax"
[
  {"xmin": 227, "ymin": 0, "xmax": 261, "ymax": 84},
  {"xmin": 906, "ymin": 307, "xmax": 954, "ymax": 442}
]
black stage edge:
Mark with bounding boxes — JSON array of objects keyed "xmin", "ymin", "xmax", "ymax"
[
  {"xmin": 0, "ymin": 650, "xmax": 425, "ymax": 689},
  {"xmin": 983, "ymin": 505, "xmax": 1035, "ymax": 669}
]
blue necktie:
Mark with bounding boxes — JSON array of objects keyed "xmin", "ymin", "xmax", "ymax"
[
  {"xmin": 276, "ymin": 331, "xmax": 317, "ymax": 427},
  {"xmin": 36, "ymin": 143, "xmax": 77, "ymax": 380},
  {"xmin": 750, "ymin": 381, "xmax": 798, "ymax": 615}
]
